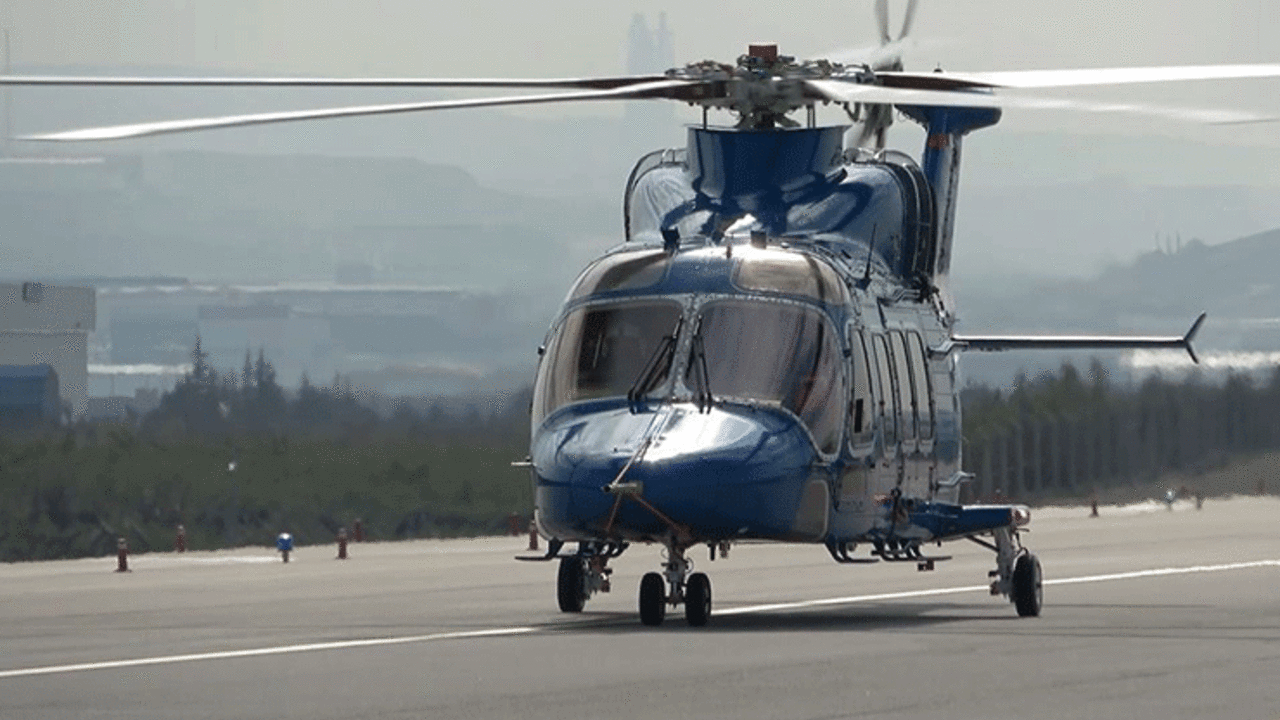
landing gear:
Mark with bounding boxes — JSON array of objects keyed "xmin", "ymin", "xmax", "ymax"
[
  {"xmin": 554, "ymin": 542, "xmax": 622, "ymax": 613},
  {"xmin": 1011, "ymin": 552, "xmax": 1043, "ymax": 617},
  {"xmin": 557, "ymin": 557, "xmax": 587, "ymax": 613},
  {"xmin": 685, "ymin": 572, "xmax": 712, "ymax": 626},
  {"xmin": 639, "ymin": 572, "xmax": 666, "ymax": 626},
  {"xmin": 637, "ymin": 544, "xmax": 713, "ymax": 627},
  {"xmin": 984, "ymin": 526, "xmax": 1042, "ymax": 618}
]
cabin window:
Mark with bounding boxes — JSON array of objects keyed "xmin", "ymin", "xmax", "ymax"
[
  {"xmin": 733, "ymin": 248, "xmax": 850, "ymax": 305},
  {"xmin": 532, "ymin": 300, "xmax": 683, "ymax": 424},
  {"xmin": 848, "ymin": 329, "xmax": 875, "ymax": 448},
  {"xmin": 567, "ymin": 250, "xmax": 671, "ymax": 301},
  {"xmin": 872, "ymin": 334, "xmax": 896, "ymax": 446},
  {"xmin": 697, "ymin": 299, "xmax": 844, "ymax": 454},
  {"xmin": 906, "ymin": 331, "xmax": 934, "ymax": 441},
  {"xmin": 889, "ymin": 331, "xmax": 916, "ymax": 441}
]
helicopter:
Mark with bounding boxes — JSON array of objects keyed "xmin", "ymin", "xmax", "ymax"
[{"xmin": 5, "ymin": 1, "xmax": 1279, "ymax": 627}]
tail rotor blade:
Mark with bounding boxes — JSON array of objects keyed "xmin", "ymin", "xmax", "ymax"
[
  {"xmin": 898, "ymin": 0, "xmax": 919, "ymax": 41},
  {"xmin": 875, "ymin": 0, "xmax": 892, "ymax": 45}
]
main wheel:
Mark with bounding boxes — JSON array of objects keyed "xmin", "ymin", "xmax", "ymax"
[
  {"xmin": 639, "ymin": 572, "xmax": 666, "ymax": 626},
  {"xmin": 1012, "ymin": 552, "xmax": 1043, "ymax": 617},
  {"xmin": 685, "ymin": 572, "xmax": 712, "ymax": 627},
  {"xmin": 557, "ymin": 557, "xmax": 586, "ymax": 613}
]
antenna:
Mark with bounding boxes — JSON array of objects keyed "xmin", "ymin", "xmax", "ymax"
[
  {"xmin": 861, "ymin": 224, "xmax": 877, "ymax": 286},
  {"xmin": 3, "ymin": 27, "xmax": 10, "ymax": 157}
]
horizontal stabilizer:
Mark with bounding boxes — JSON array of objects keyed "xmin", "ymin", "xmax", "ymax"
[{"xmin": 937, "ymin": 312, "xmax": 1204, "ymax": 363}]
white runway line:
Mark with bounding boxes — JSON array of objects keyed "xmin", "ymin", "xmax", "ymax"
[
  {"xmin": 0, "ymin": 627, "xmax": 536, "ymax": 680},
  {"xmin": 718, "ymin": 558, "xmax": 1280, "ymax": 616},
  {"xmin": 1043, "ymin": 559, "xmax": 1280, "ymax": 586},
  {"xmin": 2, "ymin": 559, "xmax": 1276, "ymax": 680}
]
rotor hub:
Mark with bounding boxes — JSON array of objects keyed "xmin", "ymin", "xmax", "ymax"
[{"xmin": 667, "ymin": 46, "xmax": 873, "ymax": 128}]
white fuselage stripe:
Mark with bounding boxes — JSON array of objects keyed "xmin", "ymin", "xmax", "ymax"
[{"xmin": 3, "ymin": 559, "xmax": 1276, "ymax": 680}]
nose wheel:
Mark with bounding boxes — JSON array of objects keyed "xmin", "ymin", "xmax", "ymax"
[
  {"xmin": 639, "ymin": 572, "xmax": 666, "ymax": 625},
  {"xmin": 638, "ymin": 545, "xmax": 712, "ymax": 626},
  {"xmin": 684, "ymin": 572, "xmax": 712, "ymax": 626}
]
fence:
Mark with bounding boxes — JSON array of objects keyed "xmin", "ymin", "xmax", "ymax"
[{"xmin": 962, "ymin": 375, "xmax": 1280, "ymax": 500}]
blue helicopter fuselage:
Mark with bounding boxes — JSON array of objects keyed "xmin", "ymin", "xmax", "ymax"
[{"xmin": 528, "ymin": 121, "xmax": 1004, "ymax": 551}]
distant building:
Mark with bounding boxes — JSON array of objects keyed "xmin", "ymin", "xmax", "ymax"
[
  {"xmin": 86, "ymin": 387, "xmax": 160, "ymax": 423},
  {"xmin": 625, "ymin": 12, "xmax": 675, "ymax": 133},
  {"xmin": 91, "ymin": 280, "xmax": 514, "ymax": 396},
  {"xmin": 0, "ymin": 282, "xmax": 94, "ymax": 417},
  {"xmin": 0, "ymin": 364, "xmax": 61, "ymax": 423},
  {"xmin": 626, "ymin": 12, "xmax": 674, "ymax": 75}
]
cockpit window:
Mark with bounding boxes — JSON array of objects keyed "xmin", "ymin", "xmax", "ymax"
[
  {"xmin": 732, "ymin": 249, "xmax": 849, "ymax": 305},
  {"xmin": 532, "ymin": 300, "xmax": 683, "ymax": 424},
  {"xmin": 568, "ymin": 250, "xmax": 671, "ymax": 301},
  {"xmin": 695, "ymin": 299, "xmax": 844, "ymax": 453}
]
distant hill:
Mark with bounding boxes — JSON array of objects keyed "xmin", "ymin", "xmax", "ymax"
[
  {"xmin": 956, "ymin": 226, "xmax": 1280, "ymax": 386},
  {"xmin": 0, "ymin": 150, "xmax": 618, "ymax": 297}
]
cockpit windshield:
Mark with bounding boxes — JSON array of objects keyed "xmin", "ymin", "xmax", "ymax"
[
  {"xmin": 532, "ymin": 300, "xmax": 684, "ymax": 424},
  {"xmin": 567, "ymin": 250, "xmax": 670, "ymax": 302},
  {"xmin": 690, "ymin": 299, "xmax": 844, "ymax": 453}
]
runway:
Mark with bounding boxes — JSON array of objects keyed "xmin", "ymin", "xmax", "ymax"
[{"xmin": 3, "ymin": 496, "xmax": 1279, "ymax": 719}]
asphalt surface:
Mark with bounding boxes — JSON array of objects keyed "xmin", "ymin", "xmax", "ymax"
[{"xmin": 2, "ymin": 496, "xmax": 1279, "ymax": 719}]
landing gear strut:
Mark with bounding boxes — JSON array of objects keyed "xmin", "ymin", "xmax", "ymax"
[
  {"xmin": 555, "ymin": 542, "xmax": 623, "ymax": 613},
  {"xmin": 984, "ymin": 526, "xmax": 1042, "ymax": 617},
  {"xmin": 638, "ymin": 543, "xmax": 713, "ymax": 627}
]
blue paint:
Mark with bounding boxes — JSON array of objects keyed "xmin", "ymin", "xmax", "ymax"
[
  {"xmin": 533, "ymin": 400, "xmax": 815, "ymax": 540},
  {"xmin": 531, "ymin": 116, "xmax": 1018, "ymax": 551}
]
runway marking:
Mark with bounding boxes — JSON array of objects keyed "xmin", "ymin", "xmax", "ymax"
[
  {"xmin": 1043, "ymin": 559, "xmax": 1280, "ymax": 587},
  {"xmin": 0, "ymin": 627, "xmax": 535, "ymax": 680},
  {"xmin": 717, "ymin": 558, "xmax": 1280, "ymax": 616},
  {"xmin": 2, "ymin": 559, "xmax": 1276, "ymax": 680}
]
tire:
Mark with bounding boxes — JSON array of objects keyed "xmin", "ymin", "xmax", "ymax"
[
  {"xmin": 639, "ymin": 572, "xmax": 666, "ymax": 626},
  {"xmin": 1012, "ymin": 552, "xmax": 1043, "ymax": 618},
  {"xmin": 557, "ymin": 557, "xmax": 586, "ymax": 613},
  {"xmin": 685, "ymin": 572, "xmax": 712, "ymax": 627}
]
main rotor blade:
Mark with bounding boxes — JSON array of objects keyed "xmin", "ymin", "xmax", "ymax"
[
  {"xmin": 807, "ymin": 79, "xmax": 1274, "ymax": 123},
  {"xmin": 21, "ymin": 80, "xmax": 695, "ymax": 141},
  {"xmin": 0, "ymin": 74, "xmax": 672, "ymax": 90},
  {"xmin": 807, "ymin": 79, "xmax": 1002, "ymax": 108},
  {"xmin": 881, "ymin": 64, "xmax": 1280, "ymax": 90}
]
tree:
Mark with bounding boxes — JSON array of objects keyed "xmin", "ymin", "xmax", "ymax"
[{"xmin": 146, "ymin": 336, "xmax": 226, "ymax": 436}]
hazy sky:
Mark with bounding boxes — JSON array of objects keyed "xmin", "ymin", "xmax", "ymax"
[
  {"xmin": 4, "ymin": 1, "xmax": 1278, "ymax": 72},
  {"xmin": 7, "ymin": 1, "xmax": 1280, "ymax": 279},
  {"xmin": 4, "ymin": 1, "xmax": 1279, "ymax": 117}
]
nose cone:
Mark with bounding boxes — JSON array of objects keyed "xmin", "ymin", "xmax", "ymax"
[{"xmin": 532, "ymin": 401, "xmax": 818, "ymax": 541}]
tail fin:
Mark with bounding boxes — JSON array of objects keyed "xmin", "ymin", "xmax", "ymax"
[{"xmin": 898, "ymin": 105, "xmax": 1002, "ymax": 310}]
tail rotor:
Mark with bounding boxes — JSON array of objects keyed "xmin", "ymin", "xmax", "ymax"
[{"xmin": 855, "ymin": 0, "xmax": 918, "ymax": 148}]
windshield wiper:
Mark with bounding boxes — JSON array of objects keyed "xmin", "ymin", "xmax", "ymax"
[
  {"xmin": 688, "ymin": 314, "xmax": 714, "ymax": 413},
  {"xmin": 627, "ymin": 315, "xmax": 684, "ymax": 411}
]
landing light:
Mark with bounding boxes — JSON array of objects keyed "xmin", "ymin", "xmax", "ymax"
[{"xmin": 1012, "ymin": 506, "xmax": 1032, "ymax": 527}]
